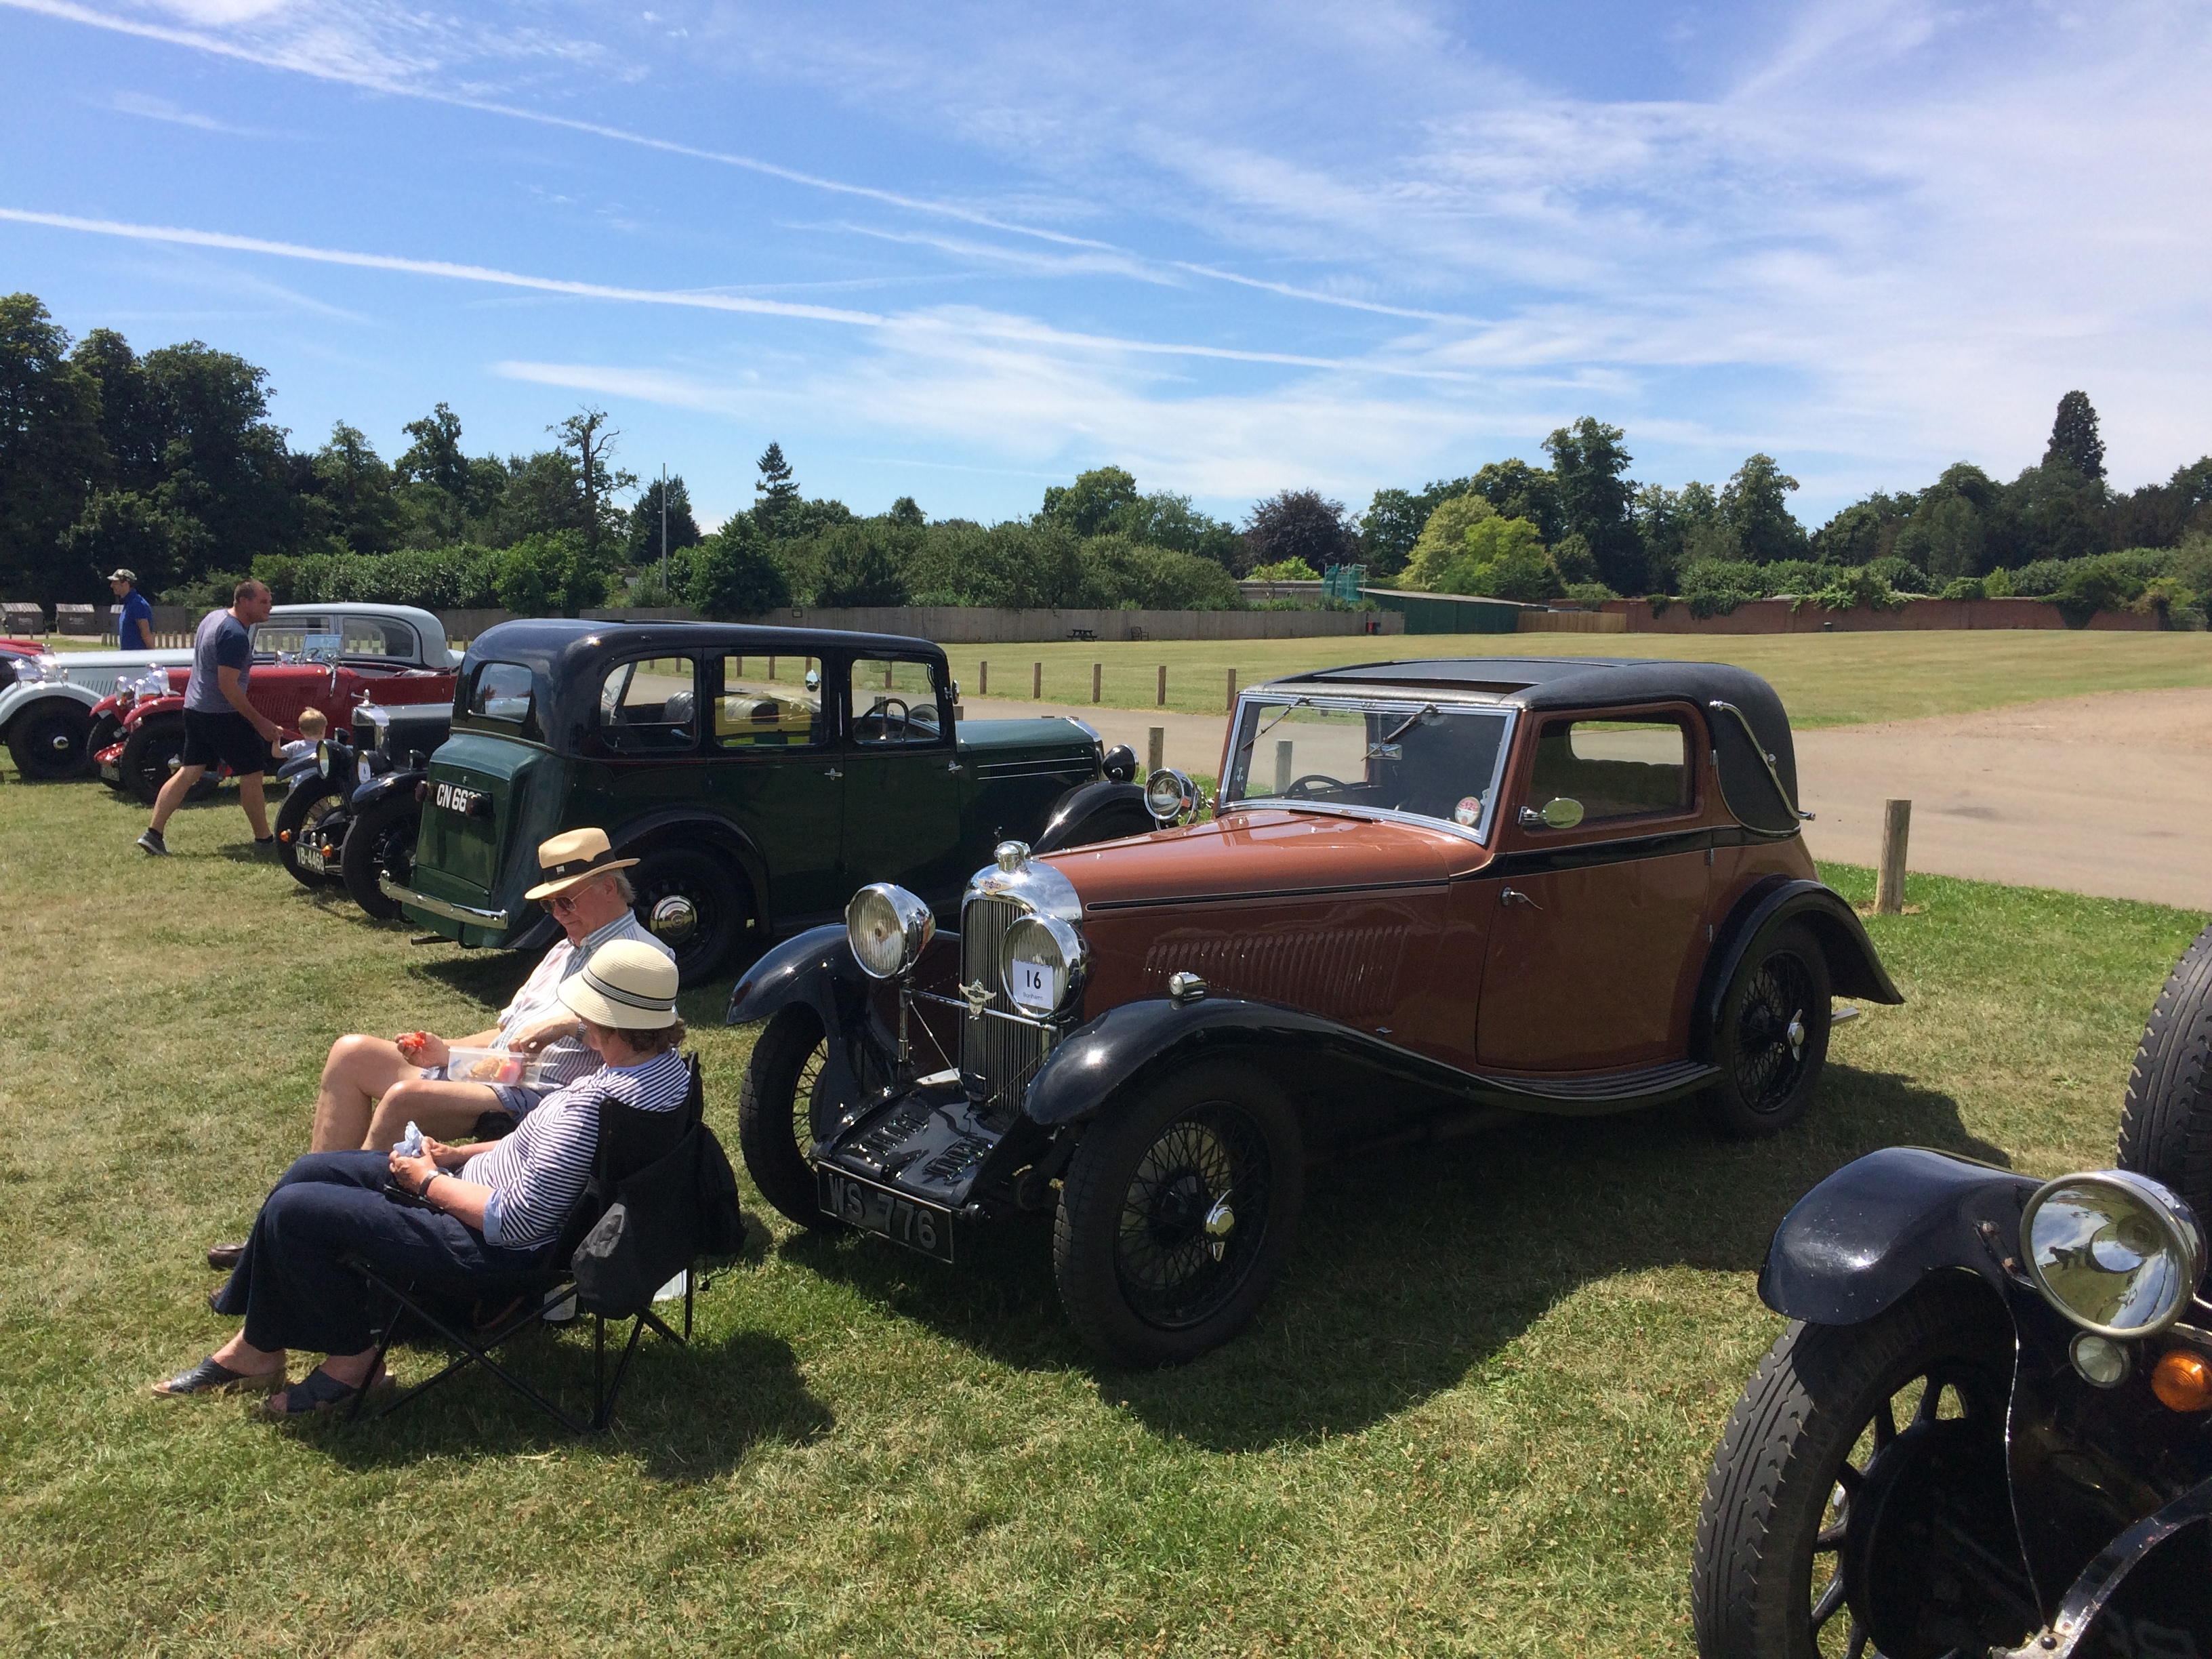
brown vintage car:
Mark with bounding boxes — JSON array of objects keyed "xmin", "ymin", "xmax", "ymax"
[{"xmin": 726, "ymin": 656, "xmax": 1901, "ymax": 1365}]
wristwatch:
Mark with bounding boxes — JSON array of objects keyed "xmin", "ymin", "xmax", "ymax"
[{"xmin": 419, "ymin": 1170, "xmax": 441, "ymax": 1202}]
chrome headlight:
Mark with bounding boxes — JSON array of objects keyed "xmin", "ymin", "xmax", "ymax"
[
  {"xmin": 1000, "ymin": 911, "xmax": 1088, "ymax": 1018},
  {"xmin": 1145, "ymin": 767, "xmax": 1197, "ymax": 825},
  {"xmin": 12, "ymin": 653, "xmax": 50, "ymax": 685},
  {"xmin": 2022, "ymin": 1170, "xmax": 2205, "ymax": 1339},
  {"xmin": 846, "ymin": 882, "xmax": 934, "ymax": 979}
]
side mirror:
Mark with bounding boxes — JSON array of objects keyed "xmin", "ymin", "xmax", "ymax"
[{"xmin": 1518, "ymin": 796, "xmax": 1585, "ymax": 830}]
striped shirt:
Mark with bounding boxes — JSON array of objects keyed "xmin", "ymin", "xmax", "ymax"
[{"xmin": 468, "ymin": 1046, "xmax": 689, "ymax": 1249}]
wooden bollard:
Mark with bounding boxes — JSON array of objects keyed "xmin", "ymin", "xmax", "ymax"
[
  {"xmin": 1147, "ymin": 726, "xmax": 1164, "ymax": 775},
  {"xmin": 979, "ymin": 659, "xmax": 988, "ymax": 696},
  {"xmin": 1032, "ymin": 661, "xmax": 1042, "ymax": 699},
  {"xmin": 1225, "ymin": 667, "xmax": 1237, "ymax": 710},
  {"xmin": 1876, "ymin": 799, "xmax": 1911, "ymax": 914},
  {"xmin": 1092, "ymin": 662, "xmax": 1102, "ymax": 703},
  {"xmin": 1156, "ymin": 664, "xmax": 1167, "ymax": 706}
]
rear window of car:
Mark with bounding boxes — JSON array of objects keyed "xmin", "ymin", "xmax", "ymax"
[
  {"xmin": 1524, "ymin": 717, "xmax": 1692, "ymax": 823},
  {"xmin": 598, "ymin": 657, "xmax": 699, "ymax": 753},
  {"xmin": 467, "ymin": 662, "xmax": 536, "ymax": 725}
]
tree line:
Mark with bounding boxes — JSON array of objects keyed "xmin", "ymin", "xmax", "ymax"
[{"xmin": 5, "ymin": 291, "xmax": 2208, "ymax": 622}]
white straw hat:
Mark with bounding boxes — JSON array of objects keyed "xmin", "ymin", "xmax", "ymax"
[{"xmin": 558, "ymin": 939, "xmax": 680, "ymax": 1030}]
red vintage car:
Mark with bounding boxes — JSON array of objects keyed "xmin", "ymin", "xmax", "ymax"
[
  {"xmin": 728, "ymin": 655, "xmax": 1902, "ymax": 1365},
  {"xmin": 96, "ymin": 604, "xmax": 457, "ymax": 804}
]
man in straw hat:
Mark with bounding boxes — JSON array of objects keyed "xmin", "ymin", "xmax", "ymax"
[
  {"xmin": 201, "ymin": 829, "xmax": 672, "ymax": 1271},
  {"xmin": 156, "ymin": 939, "xmax": 690, "ymax": 1411}
]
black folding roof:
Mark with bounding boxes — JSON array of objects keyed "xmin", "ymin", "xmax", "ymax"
[{"xmin": 1267, "ymin": 656, "xmax": 1799, "ymax": 802}]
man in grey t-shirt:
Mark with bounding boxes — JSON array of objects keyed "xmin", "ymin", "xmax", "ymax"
[{"xmin": 138, "ymin": 579, "xmax": 283, "ymax": 857}]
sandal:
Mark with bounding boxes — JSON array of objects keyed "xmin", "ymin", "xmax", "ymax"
[
  {"xmin": 261, "ymin": 1365, "xmax": 390, "ymax": 1418},
  {"xmin": 153, "ymin": 1356, "xmax": 283, "ymax": 1398}
]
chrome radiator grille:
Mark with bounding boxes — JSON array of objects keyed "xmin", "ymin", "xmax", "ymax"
[{"xmin": 961, "ymin": 893, "xmax": 1049, "ymax": 1116}]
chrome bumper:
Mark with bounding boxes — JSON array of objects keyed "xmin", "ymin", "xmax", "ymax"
[{"xmin": 380, "ymin": 877, "xmax": 512, "ymax": 929}]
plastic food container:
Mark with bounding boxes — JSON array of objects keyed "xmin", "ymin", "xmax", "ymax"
[{"xmin": 443, "ymin": 1046, "xmax": 545, "ymax": 1089}]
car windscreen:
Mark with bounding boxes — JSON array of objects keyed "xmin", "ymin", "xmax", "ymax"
[{"xmin": 1221, "ymin": 697, "xmax": 1513, "ymax": 838}]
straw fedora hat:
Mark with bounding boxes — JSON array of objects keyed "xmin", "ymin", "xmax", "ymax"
[
  {"xmin": 523, "ymin": 827, "xmax": 640, "ymax": 902},
  {"xmin": 558, "ymin": 939, "xmax": 680, "ymax": 1029}
]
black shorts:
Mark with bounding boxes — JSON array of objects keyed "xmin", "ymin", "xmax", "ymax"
[{"xmin": 181, "ymin": 708, "xmax": 269, "ymax": 775}]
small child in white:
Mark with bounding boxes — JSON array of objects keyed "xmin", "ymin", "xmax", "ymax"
[{"xmin": 277, "ymin": 707, "xmax": 329, "ymax": 762}]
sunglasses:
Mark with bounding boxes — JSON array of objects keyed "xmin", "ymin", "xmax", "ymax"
[{"xmin": 541, "ymin": 882, "xmax": 602, "ymax": 914}]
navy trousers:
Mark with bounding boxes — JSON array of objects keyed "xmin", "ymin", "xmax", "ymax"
[{"xmin": 212, "ymin": 1151, "xmax": 550, "ymax": 1356}]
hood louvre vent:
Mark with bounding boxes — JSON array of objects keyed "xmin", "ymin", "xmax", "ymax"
[{"xmin": 1143, "ymin": 925, "xmax": 1408, "ymax": 1020}]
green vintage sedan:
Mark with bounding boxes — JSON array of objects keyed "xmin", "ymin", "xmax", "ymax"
[{"xmin": 386, "ymin": 620, "xmax": 1151, "ymax": 984}]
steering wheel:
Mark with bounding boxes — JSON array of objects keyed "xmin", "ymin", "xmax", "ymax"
[
  {"xmin": 1281, "ymin": 773, "xmax": 1349, "ymax": 799},
  {"xmin": 868, "ymin": 696, "xmax": 911, "ymax": 740}
]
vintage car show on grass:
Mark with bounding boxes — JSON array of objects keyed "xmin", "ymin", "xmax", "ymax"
[
  {"xmin": 2, "ymin": 616, "xmax": 2210, "ymax": 1654},
  {"xmin": 10, "ymin": 3, "xmax": 2212, "ymax": 1648}
]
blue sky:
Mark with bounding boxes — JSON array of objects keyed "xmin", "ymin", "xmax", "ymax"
[{"xmin": 4, "ymin": 0, "xmax": 2209, "ymax": 532}]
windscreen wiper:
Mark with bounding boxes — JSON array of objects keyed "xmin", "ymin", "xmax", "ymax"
[
  {"xmin": 1235, "ymin": 696, "xmax": 1311, "ymax": 756},
  {"xmin": 1378, "ymin": 703, "xmax": 1437, "ymax": 747}
]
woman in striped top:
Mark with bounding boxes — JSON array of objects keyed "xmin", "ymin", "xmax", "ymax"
[{"xmin": 154, "ymin": 940, "xmax": 689, "ymax": 1416}]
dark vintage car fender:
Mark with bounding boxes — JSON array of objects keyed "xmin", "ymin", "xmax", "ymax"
[
  {"xmin": 606, "ymin": 806, "xmax": 772, "ymax": 914},
  {"xmin": 1695, "ymin": 876, "xmax": 1902, "ymax": 1061},
  {"xmin": 1758, "ymin": 1145, "xmax": 2034, "ymax": 1325},
  {"xmin": 728, "ymin": 922, "xmax": 911, "ymax": 1140},
  {"xmin": 1031, "ymin": 779, "xmax": 1152, "ymax": 854},
  {"xmin": 1756, "ymin": 1146, "xmax": 2212, "ymax": 1650},
  {"xmin": 348, "ymin": 766, "xmax": 424, "ymax": 813}
]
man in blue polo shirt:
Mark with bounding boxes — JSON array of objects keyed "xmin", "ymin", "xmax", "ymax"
[
  {"xmin": 137, "ymin": 579, "xmax": 283, "ymax": 856},
  {"xmin": 109, "ymin": 569, "xmax": 155, "ymax": 651}
]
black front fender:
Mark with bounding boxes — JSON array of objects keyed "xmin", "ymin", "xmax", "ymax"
[
  {"xmin": 1023, "ymin": 994, "xmax": 1555, "ymax": 1130},
  {"xmin": 1759, "ymin": 1146, "xmax": 2033, "ymax": 1324},
  {"xmin": 1032, "ymin": 778, "xmax": 1153, "ymax": 853},
  {"xmin": 724, "ymin": 923, "xmax": 920, "ymax": 1137},
  {"xmin": 348, "ymin": 767, "xmax": 424, "ymax": 812}
]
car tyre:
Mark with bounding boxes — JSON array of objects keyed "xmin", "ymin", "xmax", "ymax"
[
  {"xmin": 118, "ymin": 714, "xmax": 216, "ymax": 805},
  {"xmin": 630, "ymin": 845, "xmax": 747, "ymax": 989},
  {"xmin": 1052, "ymin": 1061, "xmax": 1304, "ymax": 1368},
  {"xmin": 737, "ymin": 1005, "xmax": 848, "ymax": 1231},
  {"xmin": 1706, "ymin": 921, "xmax": 1831, "ymax": 1139},
  {"xmin": 2118, "ymin": 918, "xmax": 2212, "ymax": 1225},
  {"xmin": 274, "ymin": 783, "xmax": 348, "ymax": 889},
  {"xmin": 7, "ymin": 700, "xmax": 94, "ymax": 781},
  {"xmin": 1689, "ymin": 1277, "xmax": 2020, "ymax": 1659},
  {"xmin": 340, "ymin": 790, "xmax": 419, "ymax": 919}
]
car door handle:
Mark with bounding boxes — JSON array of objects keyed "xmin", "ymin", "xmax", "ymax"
[
  {"xmin": 823, "ymin": 767, "xmax": 842, "ymax": 779},
  {"xmin": 1500, "ymin": 887, "xmax": 1542, "ymax": 910}
]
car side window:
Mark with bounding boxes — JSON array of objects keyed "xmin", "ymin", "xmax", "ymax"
[
  {"xmin": 1524, "ymin": 716, "xmax": 1692, "ymax": 824},
  {"xmin": 597, "ymin": 656, "xmax": 699, "ymax": 753},
  {"xmin": 848, "ymin": 657, "xmax": 945, "ymax": 745},
  {"xmin": 340, "ymin": 617, "xmax": 416, "ymax": 659},
  {"xmin": 716, "ymin": 653, "xmax": 826, "ymax": 750}
]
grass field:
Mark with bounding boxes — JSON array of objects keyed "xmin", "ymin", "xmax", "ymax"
[
  {"xmin": 953, "ymin": 629, "xmax": 2212, "ymax": 726},
  {"xmin": 0, "ymin": 771, "xmax": 2203, "ymax": 1656}
]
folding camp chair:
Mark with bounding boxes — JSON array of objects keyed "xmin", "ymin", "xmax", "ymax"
[{"xmin": 345, "ymin": 1055, "xmax": 707, "ymax": 1433}]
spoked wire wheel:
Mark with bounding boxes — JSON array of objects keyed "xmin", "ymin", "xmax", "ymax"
[
  {"xmin": 1113, "ymin": 1107, "xmax": 1273, "ymax": 1330},
  {"xmin": 1692, "ymin": 1279, "xmax": 2025, "ymax": 1659},
  {"xmin": 738, "ymin": 1006, "xmax": 845, "ymax": 1229},
  {"xmin": 1735, "ymin": 951, "xmax": 1816, "ymax": 1113},
  {"xmin": 1708, "ymin": 922, "xmax": 1832, "ymax": 1137},
  {"xmin": 1055, "ymin": 1062, "xmax": 1305, "ymax": 1366}
]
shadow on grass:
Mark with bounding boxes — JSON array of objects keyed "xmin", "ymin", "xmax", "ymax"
[
  {"xmin": 295, "ymin": 1225, "xmax": 826, "ymax": 1481},
  {"xmin": 779, "ymin": 1063, "xmax": 2003, "ymax": 1450},
  {"xmin": 293, "ymin": 1322, "xmax": 834, "ymax": 1483}
]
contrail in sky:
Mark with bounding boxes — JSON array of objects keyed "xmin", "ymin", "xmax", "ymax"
[{"xmin": 0, "ymin": 206, "xmax": 1483, "ymax": 380}]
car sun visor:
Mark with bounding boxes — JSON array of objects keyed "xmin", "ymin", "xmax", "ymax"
[{"xmin": 1709, "ymin": 703, "xmax": 1802, "ymax": 835}]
